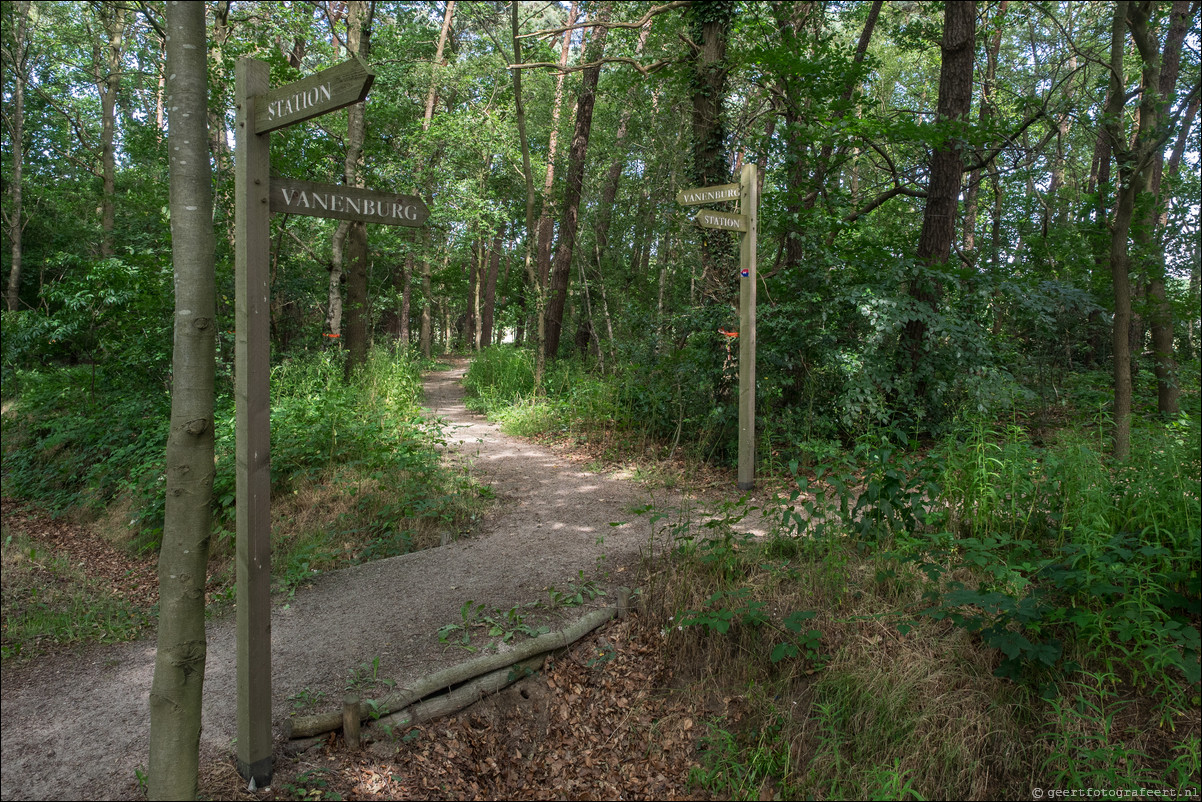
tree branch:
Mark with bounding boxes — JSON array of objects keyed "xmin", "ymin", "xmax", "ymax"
[
  {"xmin": 844, "ymin": 184, "xmax": 927, "ymax": 224},
  {"xmin": 516, "ymin": 1, "xmax": 690, "ymax": 39},
  {"xmin": 508, "ymin": 55, "xmax": 673, "ymax": 76}
]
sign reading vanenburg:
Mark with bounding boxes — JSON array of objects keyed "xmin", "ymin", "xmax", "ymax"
[
  {"xmin": 676, "ymin": 183, "xmax": 740, "ymax": 205},
  {"xmin": 270, "ymin": 178, "xmax": 429, "ymax": 227}
]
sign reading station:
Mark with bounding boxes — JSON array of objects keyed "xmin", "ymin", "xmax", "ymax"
[
  {"xmin": 270, "ymin": 178, "xmax": 429, "ymax": 227},
  {"xmin": 695, "ymin": 210, "xmax": 748, "ymax": 232},
  {"xmin": 254, "ymin": 59, "xmax": 375, "ymax": 134},
  {"xmin": 676, "ymin": 183, "xmax": 740, "ymax": 206}
]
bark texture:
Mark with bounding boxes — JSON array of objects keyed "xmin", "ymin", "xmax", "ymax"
[
  {"xmin": 543, "ymin": 4, "xmax": 610, "ymax": 359},
  {"xmin": 2, "ymin": 0, "xmax": 31, "ymax": 312},
  {"xmin": 149, "ymin": 3, "xmax": 216, "ymax": 797},
  {"xmin": 903, "ymin": 1, "xmax": 974, "ymax": 400}
]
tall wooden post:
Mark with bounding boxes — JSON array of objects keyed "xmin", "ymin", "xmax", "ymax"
[
  {"xmin": 737, "ymin": 163, "xmax": 757, "ymax": 491},
  {"xmin": 234, "ymin": 57, "xmax": 272, "ymax": 787}
]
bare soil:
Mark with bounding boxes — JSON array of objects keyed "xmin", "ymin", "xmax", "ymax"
[{"xmin": 1, "ymin": 359, "xmax": 749, "ymax": 801}]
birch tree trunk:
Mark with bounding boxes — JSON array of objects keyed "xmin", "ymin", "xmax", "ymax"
[{"xmin": 148, "ymin": 3, "xmax": 216, "ymax": 797}]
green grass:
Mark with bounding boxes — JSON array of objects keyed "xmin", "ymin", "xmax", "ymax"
[{"xmin": 1, "ymin": 532, "xmax": 153, "ymax": 662}]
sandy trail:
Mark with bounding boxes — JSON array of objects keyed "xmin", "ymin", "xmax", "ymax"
[{"xmin": 1, "ymin": 360, "xmax": 724, "ymax": 801}]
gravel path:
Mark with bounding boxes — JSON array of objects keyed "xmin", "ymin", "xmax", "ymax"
[{"xmin": 0, "ymin": 360, "xmax": 710, "ymax": 801}]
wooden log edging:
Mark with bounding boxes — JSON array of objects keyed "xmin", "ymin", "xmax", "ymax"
[{"xmin": 285, "ymin": 592, "xmax": 631, "ymax": 740}]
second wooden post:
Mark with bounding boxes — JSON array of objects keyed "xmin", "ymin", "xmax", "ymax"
[{"xmin": 737, "ymin": 163, "xmax": 757, "ymax": 491}]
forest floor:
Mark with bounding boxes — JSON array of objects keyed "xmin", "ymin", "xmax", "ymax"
[{"xmin": 1, "ymin": 359, "xmax": 770, "ymax": 801}]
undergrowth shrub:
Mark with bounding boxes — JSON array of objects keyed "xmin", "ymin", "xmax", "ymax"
[
  {"xmin": 2, "ymin": 348, "xmax": 474, "ymax": 582},
  {"xmin": 637, "ymin": 403, "xmax": 1200, "ymax": 800},
  {"xmin": 920, "ymin": 414, "xmax": 1201, "ymax": 703},
  {"xmin": 1, "ymin": 365, "xmax": 169, "ymax": 517}
]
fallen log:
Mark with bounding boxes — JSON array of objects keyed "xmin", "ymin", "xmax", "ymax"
[
  {"xmin": 286, "ymin": 599, "xmax": 626, "ymax": 739},
  {"xmin": 368, "ymin": 654, "xmax": 547, "ymax": 734}
]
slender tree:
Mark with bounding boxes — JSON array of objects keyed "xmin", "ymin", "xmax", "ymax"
[
  {"xmin": 92, "ymin": 1, "xmax": 129, "ymax": 258},
  {"xmin": 419, "ymin": 0, "xmax": 456, "ymax": 359},
  {"xmin": 1, "ymin": 0, "xmax": 32, "ymax": 312},
  {"xmin": 543, "ymin": 2, "xmax": 611, "ymax": 359},
  {"xmin": 902, "ymin": 0, "xmax": 975, "ymax": 407},
  {"xmin": 148, "ymin": 2, "xmax": 216, "ymax": 797}
]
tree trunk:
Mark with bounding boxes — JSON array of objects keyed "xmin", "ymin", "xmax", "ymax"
[
  {"xmin": 1104, "ymin": 1, "xmax": 1136, "ymax": 459},
  {"xmin": 327, "ymin": 220, "xmax": 349, "ymax": 340},
  {"xmin": 543, "ymin": 3, "xmax": 610, "ymax": 359},
  {"xmin": 1142, "ymin": 0, "xmax": 1190, "ymax": 416},
  {"xmin": 341, "ymin": 1, "xmax": 372, "ymax": 377},
  {"xmin": 963, "ymin": 0, "xmax": 1008, "ymax": 256},
  {"xmin": 467, "ymin": 238, "xmax": 480, "ymax": 350},
  {"xmin": 400, "ymin": 251, "xmax": 413, "ymax": 345},
  {"xmin": 149, "ymin": 4, "xmax": 216, "ymax": 797},
  {"xmin": 94, "ymin": 1, "xmax": 128, "ymax": 258},
  {"xmin": 586, "ymin": 20, "xmax": 650, "ymax": 327},
  {"xmin": 511, "ymin": 2, "xmax": 541, "ymax": 382},
  {"xmin": 3, "ymin": 0, "xmax": 30, "ymax": 312},
  {"xmin": 689, "ymin": 0, "xmax": 733, "ymax": 303},
  {"xmin": 535, "ymin": 1, "xmax": 579, "ymax": 304},
  {"xmin": 903, "ymin": 0, "xmax": 974, "ymax": 399},
  {"xmin": 480, "ymin": 225, "xmax": 503, "ymax": 347},
  {"xmin": 419, "ymin": 0, "xmax": 455, "ymax": 360}
]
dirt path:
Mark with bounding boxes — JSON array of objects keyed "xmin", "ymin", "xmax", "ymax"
[{"xmin": 1, "ymin": 360, "xmax": 716, "ymax": 801}]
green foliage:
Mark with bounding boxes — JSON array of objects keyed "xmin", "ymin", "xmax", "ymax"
[
  {"xmin": 2, "ymin": 346, "xmax": 475, "ymax": 594},
  {"xmin": 436, "ymin": 597, "xmax": 551, "ymax": 653},
  {"xmin": 463, "ymin": 345, "xmax": 536, "ymax": 411},
  {"xmin": 0, "ymin": 365, "xmax": 169, "ymax": 518},
  {"xmin": 689, "ymin": 714, "xmax": 795, "ymax": 802},
  {"xmin": 545, "ymin": 571, "xmax": 605, "ymax": 607},
  {"xmin": 281, "ymin": 768, "xmax": 343, "ymax": 802},
  {"xmin": 906, "ymin": 413, "xmax": 1202, "ymax": 698},
  {"xmin": 345, "ymin": 655, "xmax": 396, "ymax": 695},
  {"xmin": 1, "ymin": 254, "xmax": 173, "ymax": 393}
]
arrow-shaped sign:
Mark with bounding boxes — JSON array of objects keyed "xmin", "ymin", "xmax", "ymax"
[
  {"xmin": 694, "ymin": 209, "xmax": 747, "ymax": 232},
  {"xmin": 270, "ymin": 178, "xmax": 429, "ymax": 227},
  {"xmin": 677, "ymin": 183, "xmax": 740, "ymax": 206},
  {"xmin": 255, "ymin": 59, "xmax": 375, "ymax": 135}
]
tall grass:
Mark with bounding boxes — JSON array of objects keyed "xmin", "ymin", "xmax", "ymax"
[{"xmin": 633, "ymin": 403, "xmax": 1200, "ymax": 800}]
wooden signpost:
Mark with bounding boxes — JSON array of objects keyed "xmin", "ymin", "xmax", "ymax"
[
  {"xmin": 679, "ymin": 164, "xmax": 758, "ymax": 491},
  {"xmin": 234, "ymin": 56, "xmax": 426, "ymax": 787}
]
